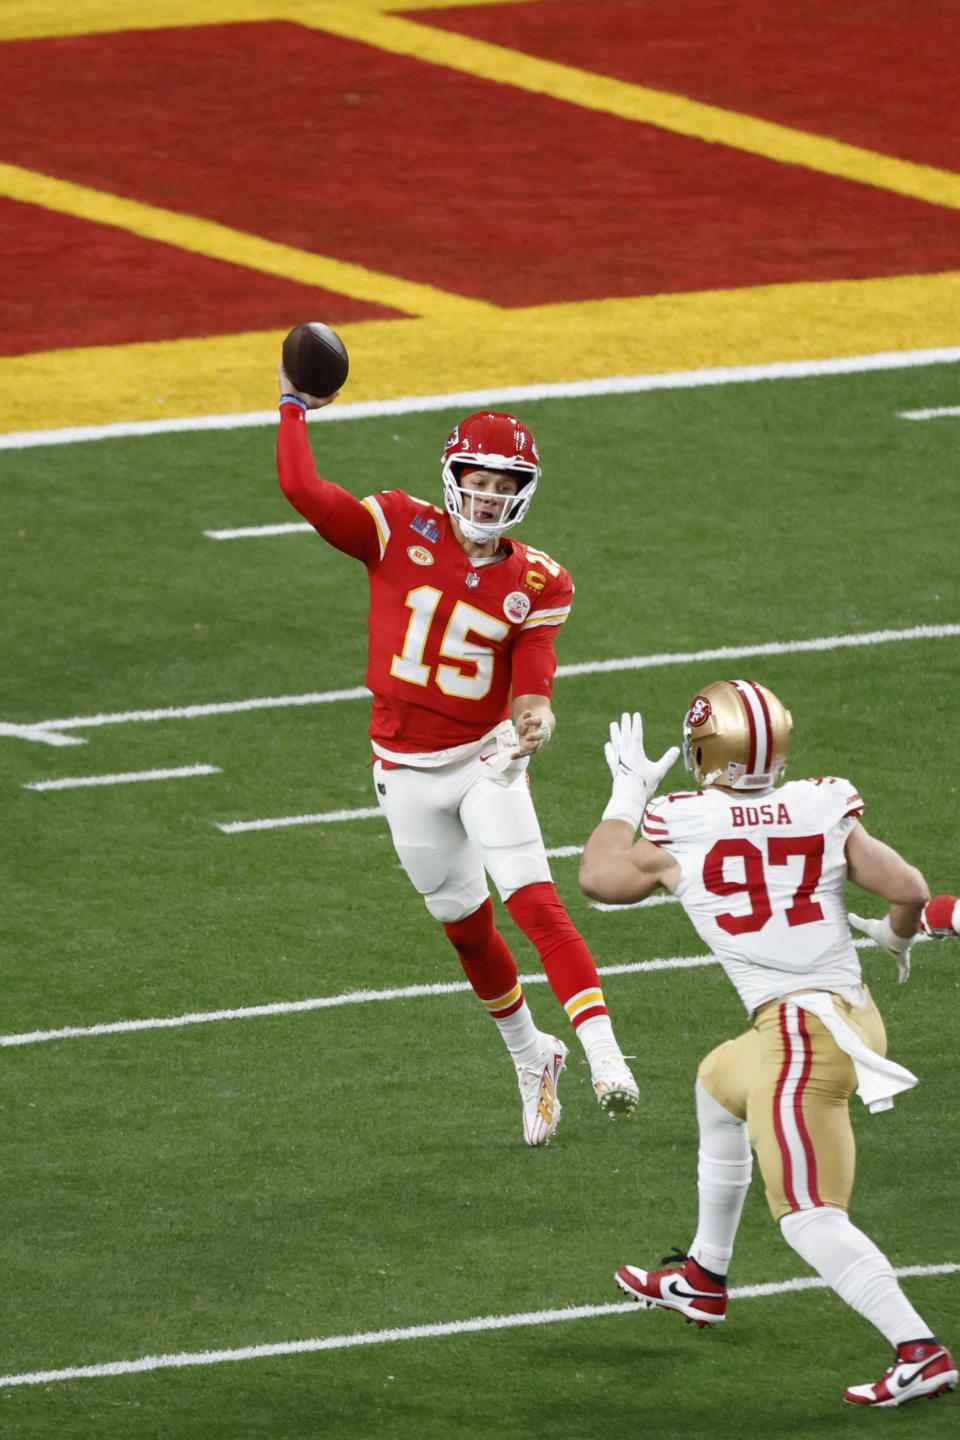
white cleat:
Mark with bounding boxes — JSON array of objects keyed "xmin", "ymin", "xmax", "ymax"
[
  {"xmin": 516, "ymin": 1035, "xmax": 568, "ymax": 1145},
  {"xmin": 592, "ymin": 1055, "xmax": 640, "ymax": 1116}
]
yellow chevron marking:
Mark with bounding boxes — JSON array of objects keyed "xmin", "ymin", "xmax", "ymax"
[
  {"xmin": 0, "ymin": 0, "xmax": 541, "ymax": 41},
  {"xmin": 0, "ymin": 1, "xmax": 274, "ymax": 39},
  {"xmin": 0, "ymin": 162, "xmax": 494, "ymax": 324},
  {"xmin": 302, "ymin": 7, "xmax": 960, "ymax": 212},
  {"xmin": 2, "ymin": 2, "xmax": 957, "ymax": 212},
  {"xmin": 4, "ymin": 271, "xmax": 959, "ymax": 436}
]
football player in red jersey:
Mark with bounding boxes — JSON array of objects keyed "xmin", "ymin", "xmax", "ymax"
[
  {"xmin": 579, "ymin": 682, "xmax": 955, "ymax": 1409},
  {"xmin": 275, "ymin": 364, "xmax": 639, "ymax": 1145}
]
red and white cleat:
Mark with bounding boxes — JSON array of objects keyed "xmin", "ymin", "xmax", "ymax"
[
  {"xmin": 615, "ymin": 1252, "xmax": 727, "ymax": 1328},
  {"xmin": 844, "ymin": 1341, "xmax": 957, "ymax": 1407}
]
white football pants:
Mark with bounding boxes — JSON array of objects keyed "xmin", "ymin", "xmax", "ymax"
[{"xmin": 371, "ymin": 754, "xmax": 552, "ymax": 923}]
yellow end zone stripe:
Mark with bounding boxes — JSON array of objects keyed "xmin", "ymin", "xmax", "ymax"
[
  {"xmin": 3, "ymin": 272, "xmax": 959, "ymax": 436},
  {"xmin": 0, "ymin": 0, "xmax": 518, "ymax": 40},
  {"xmin": 2, "ymin": 2, "xmax": 957, "ymax": 213},
  {"xmin": 307, "ymin": 7, "xmax": 960, "ymax": 213},
  {"xmin": 0, "ymin": 162, "xmax": 495, "ymax": 324}
]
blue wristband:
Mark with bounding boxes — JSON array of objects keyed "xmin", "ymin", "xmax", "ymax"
[{"xmin": 279, "ymin": 395, "xmax": 307, "ymax": 411}]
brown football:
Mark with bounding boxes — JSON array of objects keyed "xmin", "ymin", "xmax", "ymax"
[{"xmin": 282, "ymin": 322, "xmax": 349, "ymax": 397}]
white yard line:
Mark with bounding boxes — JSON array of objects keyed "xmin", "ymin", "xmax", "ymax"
[
  {"xmin": 3, "ymin": 345, "xmax": 960, "ymax": 451},
  {"xmin": 217, "ymin": 805, "xmax": 382, "ymax": 832},
  {"xmin": 556, "ymin": 623, "xmax": 960, "ymax": 678},
  {"xmin": 0, "ymin": 955, "xmax": 720, "ymax": 1048},
  {"xmin": 0, "ymin": 1263, "xmax": 955, "ymax": 1389},
  {"xmin": 11, "ymin": 623, "xmax": 958, "ymax": 746},
  {"xmin": 592, "ymin": 893, "xmax": 680, "ymax": 912},
  {"xmin": 204, "ymin": 521, "xmax": 314, "ymax": 539},
  {"xmin": 216, "ymin": 817, "xmax": 609, "ymax": 837},
  {"xmin": 0, "ymin": 939, "xmax": 891, "ymax": 1050},
  {"xmin": 0, "ymin": 721, "xmax": 85, "ymax": 748},
  {"xmin": 28, "ymin": 686, "xmax": 371, "ymax": 739},
  {"xmin": 23, "ymin": 764, "xmax": 221, "ymax": 791},
  {"xmin": 899, "ymin": 406, "xmax": 960, "ymax": 419}
]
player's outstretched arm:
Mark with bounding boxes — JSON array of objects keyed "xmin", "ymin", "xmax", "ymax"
[
  {"xmin": 276, "ymin": 364, "xmax": 378, "ymax": 562},
  {"xmin": 845, "ymin": 821, "xmax": 929, "ymax": 923},
  {"xmin": 579, "ymin": 825, "xmax": 676, "ymax": 905},
  {"xmin": 845, "ymin": 821, "xmax": 929, "ymax": 982}
]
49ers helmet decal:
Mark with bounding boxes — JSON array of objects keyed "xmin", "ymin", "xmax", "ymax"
[
  {"xmin": 682, "ymin": 679, "xmax": 793, "ymax": 791},
  {"xmin": 441, "ymin": 411, "xmax": 540, "ymax": 543}
]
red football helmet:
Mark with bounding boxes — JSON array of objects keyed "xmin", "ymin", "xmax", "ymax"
[{"xmin": 441, "ymin": 411, "xmax": 541, "ymax": 542}]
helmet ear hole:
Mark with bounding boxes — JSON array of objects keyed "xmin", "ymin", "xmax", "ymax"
[{"xmin": 696, "ymin": 746, "xmax": 702, "ymax": 766}]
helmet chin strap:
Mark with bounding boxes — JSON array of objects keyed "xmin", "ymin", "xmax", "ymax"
[
  {"xmin": 456, "ymin": 513, "xmax": 509, "ymax": 544},
  {"xmin": 445, "ymin": 475, "xmax": 531, "ymax": 543}
]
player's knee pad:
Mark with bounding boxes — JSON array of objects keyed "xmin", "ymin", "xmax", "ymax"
[
  {"xmin": 695, "ymin": 1078, "xmax": 748, "ymax": 1133},
  {"xmin": 696, "ymin": 1038, "xmax": 751, "ymax": 1121},
  {"xmin": 392, "ymin": 843, "xmax": 453, "ymax": 898},
  {"xmin": 422, "ymin": 877, "xmax": 491, "ymax": 924},
  {"xmin": 488, "ymin": 849, "xmax": 551, "ymax": 901},
  {"xmin": 390, "ymin": 838, "xmax": 489, "ymax": 923}
]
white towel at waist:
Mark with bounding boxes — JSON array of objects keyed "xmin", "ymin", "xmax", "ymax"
[{"xmin": 789, "ymin": 990, "xmax": 918, "ymax": 1114}]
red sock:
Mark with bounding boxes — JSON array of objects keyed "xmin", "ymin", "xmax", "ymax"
[
  {"xmin": 443, "ymin": 898, "xmax": 523, "ymax": 1017},
  {"xmin": 506, "ymin": 882, "xmax": 608, "ymax": 1023}
]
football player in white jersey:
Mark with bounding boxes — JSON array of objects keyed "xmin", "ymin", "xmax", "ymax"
[{"xmin": 579, "ymin": 680, "xmax": 956, "ymax": 1409}]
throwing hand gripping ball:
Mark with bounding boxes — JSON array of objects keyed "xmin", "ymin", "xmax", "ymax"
[{"xmin": 282, "ymin": 322, "xmax": 349, "ymax": 397}]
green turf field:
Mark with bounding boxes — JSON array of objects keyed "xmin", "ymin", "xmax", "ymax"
[{"xmin": 2, "ymin": 362, "xmax": 959, "ymax": 1438}]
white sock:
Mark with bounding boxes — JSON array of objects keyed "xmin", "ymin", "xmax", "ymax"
[
  {"xmin": 575, "ymin": 1012, "xmax": 621, "ymax": 1069},
  {"xmin": 780, "ymin": 1207, "xmax": 932, "ymax": 1347},
  {"xmin": 689, "ymin": 1080, "xmax": 752, "ymax": 1278},
  {"xmin": 493, "ymin": 1000, "xmax": 542, "ymax": 1066}
]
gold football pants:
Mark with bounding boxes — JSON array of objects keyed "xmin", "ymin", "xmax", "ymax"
[{"xmin": 697, "ymin": 989, "xmax": 887, "ymax": 1221}]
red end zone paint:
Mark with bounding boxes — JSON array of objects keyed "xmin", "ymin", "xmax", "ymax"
[
  {"xmin": 1, "ymin": 18, "xmax": 959, "ymax": 349},
  {"xmin": 0, "ymin": 199, "xmax": 404, "ymax": 358},
  {"xmin": 417, "ymin": 1, "xmax": 959, "ymax": 173}
]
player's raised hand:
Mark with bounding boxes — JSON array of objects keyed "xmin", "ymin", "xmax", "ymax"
[
  {"xmin": 278, "ymin": 361, "xmax": 340, "ymax": 409},
  {"xmin": 602, "ymin": 711, "xmax": 680, "ymax": 830}
]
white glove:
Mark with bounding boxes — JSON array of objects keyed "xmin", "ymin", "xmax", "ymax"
[
  {"xmin": 847, "ymin": 911, "xmax": 916, "ymax": 984},
  {"xmin": 601, "ymin": 711, "xmax": 680, "ymax": 830},
  {"xmin": 481, "ymin": 720, "xmax": 530, "ymax": 787}
]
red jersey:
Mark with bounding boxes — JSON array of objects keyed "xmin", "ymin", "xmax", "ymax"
[{"xmin": 277, "ymin": 403, "xmax": 573, "ymax": 753}]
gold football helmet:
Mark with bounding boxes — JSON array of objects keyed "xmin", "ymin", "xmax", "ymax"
[{"xmin": 682, "ymin": 679, "xmax": 792, "ymax": 791}]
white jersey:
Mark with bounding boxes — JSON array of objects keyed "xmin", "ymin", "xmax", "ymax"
[{"xmin": 642, "ymin": 777, "xmax": 865, "ymax": 1013}]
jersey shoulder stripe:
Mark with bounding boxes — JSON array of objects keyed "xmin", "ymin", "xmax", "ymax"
[
  {"xmin": 642, "ymin": 790, "xmax": 704, "ymax": 843},
  {"xmin": 523, "ymin": 603, "xmax": 571, "ymax": 629},
  {"xmin": 361, "ymin": 494, "xmax": 390, "ymax": 559}
]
